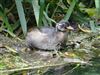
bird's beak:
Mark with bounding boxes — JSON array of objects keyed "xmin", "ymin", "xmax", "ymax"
[{"xmin": 66, "ymin": 26, "xmax": 74, "ymax": 30}]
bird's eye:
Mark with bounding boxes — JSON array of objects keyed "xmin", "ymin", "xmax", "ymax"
[{"xmin": 61, "ymin": 24, "xmax": 64, "ymax": 28}]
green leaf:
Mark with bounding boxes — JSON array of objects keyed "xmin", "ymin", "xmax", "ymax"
[
  {"xmin": 0, "ymin": 8, "xmax": 13, "ymax": 32},
  {"xmin": 90, "ymin": 21, "xmax": 96, "ymax": 32},
  {"xmin": 0, "ymin": 63, "xmax": 6, "ymax": 70},
  {"xmin": 42, "ymin": 16, "xmax": 48, "ymax": 26},
  {"xmin": 46, "ymin": 3, "xmax": 50, "ymax": 14},
  {"xmin": 38, "ymin": 0, "xmax": 45, "ymax": 27},
  {"xmin": 95, "ymin": 0, "xmax": 100, "ymax": 18},
  {"xmin": 43, "ymin": 11, "xmax": 56, "ymax": 26},
  {"xmin": 31, "ymin": 0, "xmax": 40, "ymax": 26},
  {"xmin": 63, "ymin": 0, "xmax": 78, "ymax": 22},
  {"xmin": 15, "ymin": 0, "xmax": 27, "ymax": 35}
]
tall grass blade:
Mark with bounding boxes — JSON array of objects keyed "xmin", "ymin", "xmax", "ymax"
[
  {"xmin": 38, "ymin": 0, "xmax": 45, "ymax": 27},
  {"xmin": 90, "ymin": 21, "xmax": 96, "ymax": 32},
  {"xmin": 0, "ymin": 6, "xmax": 13, "ymax": 32},
  {"xmin": 63, "ymin": 0, "xmax": 78, "ymax": 22},
  {"xmin": 43, "ymin": 11, "xmax": 56, "ymax": 26},
  {"xmin": 31, "ymin": 0, "xmax": 40, "ymax": 26},
  {"xmin": 95, "ymin": 0, "xmax": 100, "ymax": 18},
  {"xmin": 42, "ymin": 16, "xmax": 48, "ymax": 26},
  {"xmin": 15, "ymin": 0, "xmax": 27, "ymax": 35}
]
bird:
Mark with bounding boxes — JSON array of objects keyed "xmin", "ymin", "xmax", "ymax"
[{"xmin": 26, "ymin": 22, "xmax": 74, "ymax": 52}]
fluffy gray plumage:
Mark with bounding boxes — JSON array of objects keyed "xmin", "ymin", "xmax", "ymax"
[{"xmin": 26, "ymin": 22, "xmax": 72, "ymax": 50}]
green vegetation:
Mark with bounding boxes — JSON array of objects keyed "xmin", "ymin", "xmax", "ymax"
[
  {"xmin": 0, "ymin": 0, "xmax": 100, "ymax": 36},
  {"xmin": 0, "ymin": 0, "xmax": 100, "ymax": 75}
]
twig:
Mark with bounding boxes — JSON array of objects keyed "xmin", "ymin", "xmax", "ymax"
[
  {"xmin": 62, "ymin": 64, "xmax": 80, "ymax": 75},
  {"xmin": 0, "ymin": 62, "xmax": 66, "ymax": 73},
  {"xmin": 5, "ymin": 45, "xmax": 18, "ymax": 53}
]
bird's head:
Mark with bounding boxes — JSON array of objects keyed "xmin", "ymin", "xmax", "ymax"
[{"xmin": 56, "ymin": 22, "xmax": 74, "ymax": 32}]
